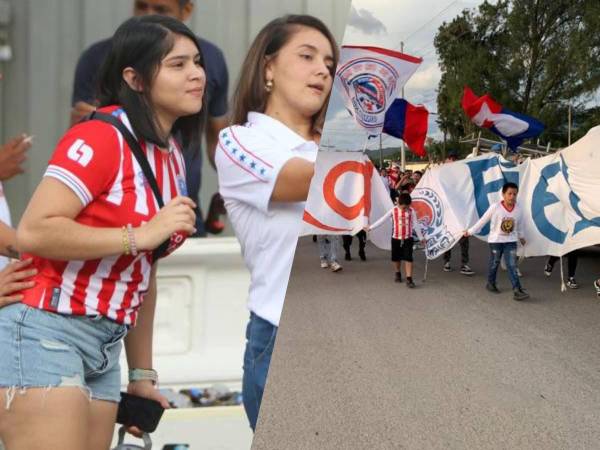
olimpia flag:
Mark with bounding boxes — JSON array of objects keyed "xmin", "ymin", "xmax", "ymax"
[
  {"xmin": 411, "ymin": 126, "xmax": 600, "ymax": 259},
  {"xmin": 335, "ymin": 45, "xmax": 422, "ymax": 137},
  {"xmin": 302, "ymin": 152, "xmax": 394, "ymax": 250}
]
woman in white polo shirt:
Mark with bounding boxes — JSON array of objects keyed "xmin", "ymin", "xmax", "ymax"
[{"xmin": 215, "ymin": 15, "xmax": 338, "ymax": 430}]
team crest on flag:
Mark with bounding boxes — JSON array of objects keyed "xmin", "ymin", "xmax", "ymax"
[
  {"xmin": 411, "ymin": 188, "xmax": 457, "ymax": 258},
  {"xmin": 334, "ymin": 45, "xmax": 422, "ymax": 136},
  {"xmin": 338, "ymin": 58, "xmax": 396, "ymax": 124}
]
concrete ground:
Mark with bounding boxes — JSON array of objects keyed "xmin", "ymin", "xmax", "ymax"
[{"xmin": 253, "ymin": 238, "xmax": 600, "ymax": 450}]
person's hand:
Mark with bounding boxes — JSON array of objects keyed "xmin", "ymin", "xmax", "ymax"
[
  {"xmin": 0, "ymin": 134, "xmax": 32, "ymax": 181},
  {"xmin": 126, "ymin": 380, "xmax": 170, "ymax": 437},
  {"xmin": 463, "ymin": 230, "xmax": 470, "ymax": 237},
  {"xmin": 363, "ymin": 226, "xmax": 370, "ymax": 232},
  {"xmin": 421, "ymin": 239, "xmax": 427, "ymax": 245},
  {"xmin": 519, "ymin": 238, "xmax": 526, "ymax": 245},
  {"xmin": 70, "ymin": 101, "xmax": 96, "ymax": 125},
  {"xmin": 135, "ymin": 196, "xmax": 196, "ymax": 251},
  {"xmin": 0, "ymin": 259, "xmax": 37, "ymax": 308}
]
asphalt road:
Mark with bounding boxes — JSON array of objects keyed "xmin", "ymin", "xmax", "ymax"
[{"xmin": 253, "ymin": 237, "xmax": 600, "ymax": 450}]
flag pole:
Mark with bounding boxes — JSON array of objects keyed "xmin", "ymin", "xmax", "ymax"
[
  {"xmin": 362, "ymin": 134, "xmax": 369, "ymax": 153},
  {"xmin": 379, "ymin": 133, "xmax": 383, "ymax": 168},
  {"xmin": 400, "ymin": 41, "xmax": 406, "ymax": 171}
]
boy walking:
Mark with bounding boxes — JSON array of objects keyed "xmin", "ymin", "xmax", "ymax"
[
  {"xmin": 464, "ymin": 182, "xmax": 529, "ymax": 301},
  {"xmin": 369, "ymin": 193, "xmax": 425, "ymax": 287}
]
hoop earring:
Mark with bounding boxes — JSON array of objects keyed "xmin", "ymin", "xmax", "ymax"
[{"xmin": 265, "ymin": 79, "xmax": 273, "ymax": 93}]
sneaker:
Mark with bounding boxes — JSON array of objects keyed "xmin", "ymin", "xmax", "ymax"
[
  {"xmin": 486, "ymin": 283, "xmax": 500, "ymax": 293},
  {"xmin": 359, "ymin": 249, "xmax": 366, "ymax": 261},
  {"xmin": 513, "ymin": 288, "xmax": 530, "ymax": 301},
  {"xmin": 395, "ymin": 272, "xmax": 402, "ymax": 282},
  {"xmin": 543, "ymin": 263, "xmax": 553, "ymax": 277},
  {"xmin": 443, "ymin": 262, "xmax": 452, "ymax": 272},
  {"xmin": 516, "ymin": 268, "xmax": 523, "ymax": 277},
  {"xmin": 344, "ymin": 251, "xmax": 352, "ymax": 261},
  {"xmin": 566, "ymin": 277, "xmax": 579, "ymax": 289},
  {"xmin": 406, "ymin": 278, "xmax": 416, "ymax": 288},
  {"xmin": 320, "ymin": 260, "xmax": 329, "ymax": 269},
  {"xmin": 460, "ymin": 265, "xmax": 475, "ymax": 276},
  {"xmin": 330, "ymin": 262, "xmax": 343, "ymax": 272},
  {"xmin": 594, "ymin": 279, "xmax": 600, "ymax": 297}
]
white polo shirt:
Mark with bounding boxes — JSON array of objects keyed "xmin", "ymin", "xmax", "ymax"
[{"xmin": 215, "ymin": 112, "xmax": 318, "ymax": 327}]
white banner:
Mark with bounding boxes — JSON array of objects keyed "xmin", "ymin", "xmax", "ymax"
[
  {"xmin": 302, "ymin": 152, "xmax": 394, "ymax": 249},
  {"xmin": 412, "ymin": 126, "xmax": 600, "ymax": 258},
  {"xmin": 335, "ymin": 45, "xmax": 421, "ymax": 137}
]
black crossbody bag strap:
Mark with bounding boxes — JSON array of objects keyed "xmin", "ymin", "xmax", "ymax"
[{"xmin": 87, "ymin": 111, "xmax": 169, "ymax": 261}]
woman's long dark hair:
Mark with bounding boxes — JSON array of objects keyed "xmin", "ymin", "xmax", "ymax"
[
  {"xmin": 231, "ymin": 15, "xmax": 339, "ymax": 133},
  {"xmin": 97, "ymin": 15, "xmax": 204, "ymax": 150}
]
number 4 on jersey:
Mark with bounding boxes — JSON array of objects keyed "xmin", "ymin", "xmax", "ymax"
[{"xmin": 67, "ymin": 139, "xmax": 94, "ymax": 167}]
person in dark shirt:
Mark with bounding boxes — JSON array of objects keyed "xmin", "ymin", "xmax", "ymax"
[{"xmin": 71, "ymin": 0, "xmax": 229, "ymax": 236}]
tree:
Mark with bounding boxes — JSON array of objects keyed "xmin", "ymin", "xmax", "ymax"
[{"xmin": 434, "ymin": 0, "xmax": 600, "ymax": 147}]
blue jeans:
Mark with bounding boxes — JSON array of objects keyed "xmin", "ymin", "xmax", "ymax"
[
  {"xmin": 488, "ymin": 242, "xmax": 521, "ymax": 289},
  {"xmin": 242, "ymin": 313, "xmax": 277, "ymax": 431},
  {"xmin": 317, "ymin": 235, "xmax": 340, "ymax": 263},
  {"xmin": 0, "ymin": 303, "xmax": 128, "ymax": 403}
]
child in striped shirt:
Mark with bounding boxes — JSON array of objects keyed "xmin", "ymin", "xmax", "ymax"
[{"xmin": 369, "ymin": 193, "xmax": 426, "ymax": 287}]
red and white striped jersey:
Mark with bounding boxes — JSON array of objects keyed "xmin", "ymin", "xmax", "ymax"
[
  {"xmin": 21, "ymin": 106, "xmax": 189, "ymax": 326},
  {"xmin": 371, "ymin": 205, "xmax": 424, "ymax": 241}
]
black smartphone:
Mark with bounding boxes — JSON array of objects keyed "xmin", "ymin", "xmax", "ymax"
[{"xmin": 116, "ymin": 392, "xmax": 165, "ymax": 432}]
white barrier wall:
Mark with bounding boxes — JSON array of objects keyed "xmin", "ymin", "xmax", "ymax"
[{"xmin": 122, "ymin": 237, "xmax": 251, "ymax": 386}]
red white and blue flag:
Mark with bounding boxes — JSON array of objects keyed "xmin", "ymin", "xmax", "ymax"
[
  {"xmin": 461, "ymin": 86, "xmax": 544, "ymax": 150},
  {"xmin": 336, "ymin": 45, "xmax": 422, "ymax": 136},
  {"xmin": 383, "ymin": 98, "xmax": 429, "ymax": 157}
]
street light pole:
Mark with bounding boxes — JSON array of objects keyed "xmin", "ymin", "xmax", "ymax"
[
  {"xmin": 568, "ymin": 102, "xmax": 572, "ymax": 146},
  {"xmin": 400, "ymin": 41, "xmax": 406, "ymax": 171}
]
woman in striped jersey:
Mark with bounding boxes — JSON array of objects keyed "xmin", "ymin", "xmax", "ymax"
[{"xmin": 0, "ymin": 16, "xmax": 202, "ymax": 450}]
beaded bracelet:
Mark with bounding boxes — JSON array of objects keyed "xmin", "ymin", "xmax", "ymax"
[
  {"xmin": 127, "ymin": 224, "xmax": 138, "ymax": 256},
  {"xmin": 121, "ymin": 226, "xmax": 130, "ymax": 255},
  {"xmin": 128, "ymin": 368, "xmax": 158, "ymax": 385}
]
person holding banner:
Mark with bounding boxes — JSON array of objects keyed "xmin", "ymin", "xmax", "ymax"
[
  {"xmin": 463, "ymin": 182, "xmax": 530, "ymax": 301},
  {"xmin": 369, "ymin": 193, "xmax": 426, "ymax": 287},
  {"xmin": 215, "ymin": 15, "xmax": 337, "ymax": 431}
]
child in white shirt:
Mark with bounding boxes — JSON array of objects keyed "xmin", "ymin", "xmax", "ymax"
[{"xmin": 464, "ymin": 182, "xmax": 529, "ymax": 301}]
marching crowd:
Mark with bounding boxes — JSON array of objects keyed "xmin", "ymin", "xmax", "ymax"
[{"xmin": 316, "ymin": 154, "xmax": 600, "ymax": 303}]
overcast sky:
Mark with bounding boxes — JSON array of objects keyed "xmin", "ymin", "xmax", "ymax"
[{"xmin": 322, "ymin": 0, "xmax": 481, "ymax": 152}]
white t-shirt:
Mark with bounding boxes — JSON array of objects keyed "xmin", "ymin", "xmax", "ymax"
[
  {"xmin": 0, "ymin": 182, "xmax": 12, "ymax": 270},
  {"xmin": 468, "ymin": 201, "xmax": 524, "ymax": 243},
  {"xmin": 215, "ymin": 112, "xmax": 318, "ymax": 327}
]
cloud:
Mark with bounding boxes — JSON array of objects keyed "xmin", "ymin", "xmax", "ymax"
[
  {"xmin": 405, "ymin": 62, "xmax": 441, "ymax": 91},
  {"xmin": 347, "ymin": 6, "xmax": 387, "ymax": 36}
]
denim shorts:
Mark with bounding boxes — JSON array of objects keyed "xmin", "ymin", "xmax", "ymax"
[{"xmin": 0, "ymin": 303, "xmax": 128, "ymax": 403}]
